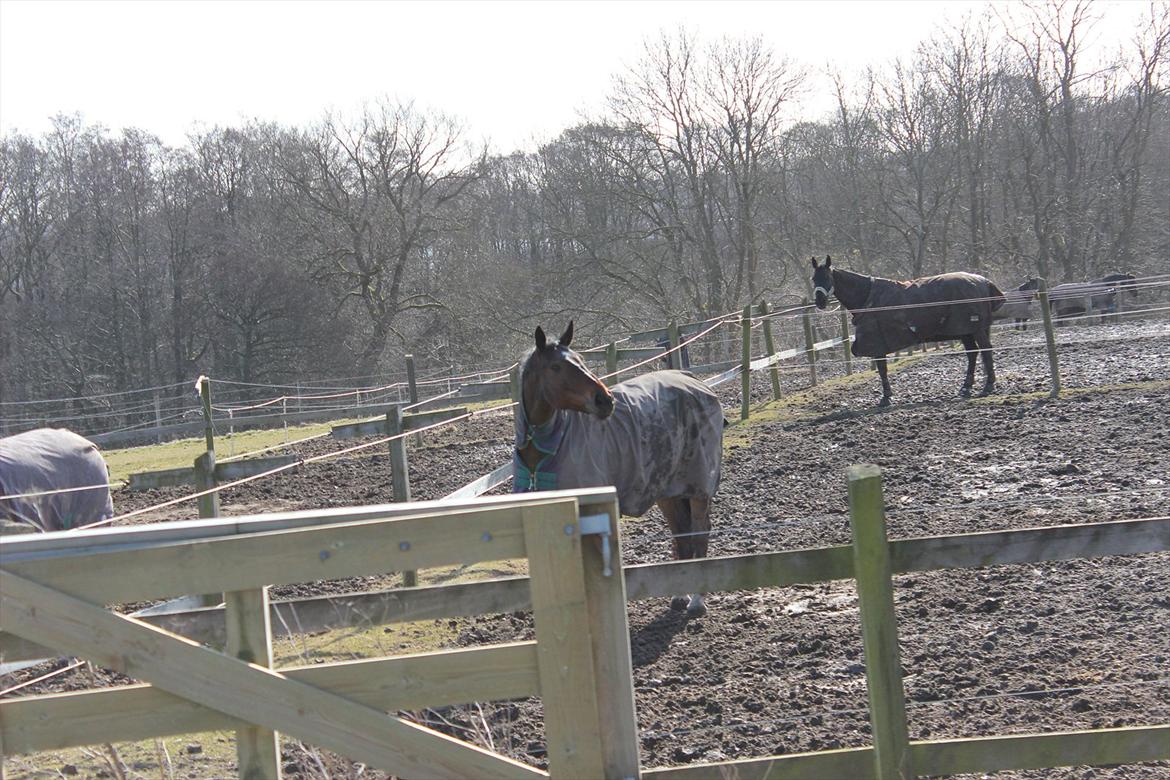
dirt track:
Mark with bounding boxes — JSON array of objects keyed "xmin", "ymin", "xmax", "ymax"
[{"xmin": 8, "ymin": 318, "xmax": 1170, "ymax": 779}]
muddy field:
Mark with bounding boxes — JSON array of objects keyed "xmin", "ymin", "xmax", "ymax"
[{"xmin": 6, "ymin": 317, "xmax": 1170, "ymax": 779}]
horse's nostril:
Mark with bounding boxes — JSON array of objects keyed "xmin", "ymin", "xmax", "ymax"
[{"xmin": 596, "ymin": 391, "xmax": 613, "ymax": 408}]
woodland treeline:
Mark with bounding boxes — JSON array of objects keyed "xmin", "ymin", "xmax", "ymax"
[{"xmin": 2, "ymin": 1, "xmax": 1167, "ymax": 407}]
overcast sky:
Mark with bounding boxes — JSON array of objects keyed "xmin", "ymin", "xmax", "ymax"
[{"xmin": 0, "ymin": 0, "xmax": 1151, "ymax": 154}]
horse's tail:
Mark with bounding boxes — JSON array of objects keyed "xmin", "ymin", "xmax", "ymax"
[{"xmin": 987, "ymin": 281, "xmax": 1007, "ymax": 312}]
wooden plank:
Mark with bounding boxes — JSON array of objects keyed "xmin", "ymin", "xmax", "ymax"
[
  {"xmin": 1, "ymin": 504, "xmax": 531, "ymax": 605},
  {"xmin": 890, "ymin": 517, "xmax": 1170, "ymax": 572},
  {"xmin": 524, "ymin": 501, "xmax": 607, "ymax": 779},
  {"xmin": 329, "ymin": 406, "xmax": 470, "ymax": 438},
  {"xmin": 638, "ymin": 725, "xmax": 1170, "ymax": 779},
  {"xmin": 331, "ymin": 418, "xmax": 387, "ymax": 439},
  {"xmin": 1, "ymin": 642, "xmax": 540, "ymax": 754},
  {"xmin": 910, "ymin": 724, "xmax": 1170, "ymax": 775},
  {"xmin": 0, "ymin": 570, "xmax": 544, "ymax": 779},
  {"xmin": 580, "ymin": 347, "xmax": 663, "ymax": 363},
  {"xmin": 6, "ymin": 516, "xmax": 1162, "ymax": 663},
  {"xmin": 641, "ymin": 745, "xmax": 875, "ymax": 779},
  {"xmin": 0, "ymin": 487, "xmax": 619, "ymax": 558},
  {"xmin": 849, "ymin": 465, "xmax": 911, "ymax": 780},
  {"xmin": 840, "ymin": 307, "xmax": 853, "ymax": 374},
  {"xmin": 216, "ymin": 456, "xmax": 299, "ymax": 481},
  {"xmin": 459, "ymin": 381, "xmax": 512, "ymax": 401},
  {"xmin": 624, "ymin": 545, "xmax": 855, "ymax": 600},
  {"xmin": 628, "ymin": 319, "xmax": 713, "ymax": 344},
  {"xmin": 225, "ymin": 586, "xmax": 280, "ymax": 779},
  {"xmin": 581, "ymin": 499, "xmax": 640, "ymax": 779},
  {"xmin": 444, "ymin": 462, "xmax": 513, "ymax": 500},
  {"xmin": 128, "ymin": 465, "xmax": 199, "ymax": 491}
]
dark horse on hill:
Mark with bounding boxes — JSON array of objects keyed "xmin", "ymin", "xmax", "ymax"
[
  {"xmin": 513, "ymin": 322, "xmax": 725, "ymax": 616},
  {"xmin": 811, "ymin": 256, "xmax": 1006, "ymax": 406}
]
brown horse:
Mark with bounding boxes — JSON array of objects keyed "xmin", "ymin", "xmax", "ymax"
[{"xmin": 513, "ymin": 322, "xmax": 725, "ymax": 616}]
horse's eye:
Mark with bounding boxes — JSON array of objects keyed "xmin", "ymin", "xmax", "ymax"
[{"xmin": 551, "ymin": 364, "xmax": 562, "ymax": 372}]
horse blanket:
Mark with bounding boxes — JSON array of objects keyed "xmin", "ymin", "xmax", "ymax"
[
  {"xmin": 513, "ymin": 370, "xmax": 724, "ymax": 517},
  {"xmin": 851, "ymin": 272, "xmax": 1004, "ymax": 358},
  {"xmin": 0, "ymin": 428, "xmax": 113, "ymax": 532},
  {"xmin": 1050, "ymin": 276, "xmax": 1134, "ymax": 317},
  {"xmin": 992, "ymin": 287, "xmax": 1036, "ymax": 323}
]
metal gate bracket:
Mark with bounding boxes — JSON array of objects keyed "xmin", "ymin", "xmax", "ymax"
[{"xmin": 578, "ymin": 512, "xmax": 614, "ymax": 576}]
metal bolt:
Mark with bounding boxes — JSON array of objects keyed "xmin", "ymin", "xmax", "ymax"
[
  {"xmin": 481, "ymin": 532, "xmax": 493, "ymax": 542},
  {"xmin": 564, "ymin": 524, "xmax": 575, "ymax": 536},
  {"xmin": 399, "ymin": 541, "xmax": 411, "ymax": 551}
]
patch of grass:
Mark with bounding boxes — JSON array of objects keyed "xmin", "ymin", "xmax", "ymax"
[
  {"xmin": 101, "ymin": 419, "xmax": 367, "ymax": 484},
  {"xmin": 724, "ymin": 355, "xmax": 925, "ymax": 448},
  {"xmin": 5, "ymin": 731, "xmax": 238, "ymax": 779}
]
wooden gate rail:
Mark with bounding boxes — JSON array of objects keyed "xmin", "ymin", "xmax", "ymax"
[{"xmin": 0, "ymin": 489, "xmax": 638, "ymax": 780}]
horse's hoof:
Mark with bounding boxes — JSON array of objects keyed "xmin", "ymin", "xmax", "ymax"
[
  {"xmin": 878, "ymin": 396, "xmax": 892, "ymax": 407},
  {"xmin": 686, "ymin": 599, "xmax": 707, "ymax": 618},
  {"xmin": 670, "ymin": 596, "xmax": 689, "ymax": 612},
  {"xmin": 979, "ymin": 385, "xmax": 996, "ymax": 397},
  {"xmin": 959, "ymin": 387, "xmax": 973, "ymax": 398}
]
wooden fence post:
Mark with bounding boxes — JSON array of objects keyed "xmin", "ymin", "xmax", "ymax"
[
  {"xmin": 582, "ymin": 497, "xmax": 640, "ymax": 779},
  {"xmin": 406, "ymin": 354, "xmax": 422, "ymax": 445},
  {"xmin": 524, "ymin": 498, "xmax": 639, "ymax": 780},
  {"xmin": 153, "ymin": 392, "xmax": 163, "ymax": 444},
  {"xmin": 802, "ymin": 299, "xmax": 818, "ymax": 387},
  {"xmin": 192, "ymin": 450, "xmax": 221, "ymax": 608},
  {"xmin": 225, "ymin": 586, "xmax": 281, "ymax": 779},
  {"xmin": 605, "ymin": 341, "xmax": 618, "ymax": 378},
  {"xmin": 759, "ymin": 301, "xmax": 782, "ymax": 400},
  {"xmin": 387, "ymin": 405, "xmax": 416, "ymax": 587},
  {"xmin": 849, "ymin": 464, "xmax": 912, "ymax": 780},
  {"xmin": 840, "ymin": 307, "xmax": 854, "ymax": 375},
  {"xmin": 668, "ymin": 320, "xmax": 682, "ymax": 370},
  {"xmin": 1036, "ymin": 278, "xmax": 1062, "ymax": 398},
  {"xmin": 199, "ymin": 375, "xmax": 215, "ymax": 453},
  {"xmin": 741, "ymin": 304, "xmax": 752, "ymax": 421}
]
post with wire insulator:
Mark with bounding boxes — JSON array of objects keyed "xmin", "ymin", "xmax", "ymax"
[
  {"xmin": 1036, "ymin": 278, "xmax": 1062, "ymax": 398},
  {"xmin": 759, "ymin": 300, "xmax": 782, "ymax": 400}
]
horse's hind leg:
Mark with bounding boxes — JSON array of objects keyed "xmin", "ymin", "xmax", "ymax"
[
  {"xmin": 657, "ymin": 497, "xmax": 709, "ymax": 617},
  {"xmin": 683, "ymin": 497, "xmax": 712, "ymax": 617},
  {"xmin": 875, "ymin": 357, "xmax": 893, "ymax": 406},
  {"xmin": 959, "ymin": 334, "xmax": 978, "ymax": 396},
  {"xmin": 975, "ymin": 328, "xmax": 996, "ymax": 395}
]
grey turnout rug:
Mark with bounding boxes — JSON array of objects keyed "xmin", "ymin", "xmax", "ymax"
[
  {"xmin": 851, "ymin": 272, "xmax": 1003, "ymax": 357},
  {"xmin": 513, "ymin": 370, "xmax": 724, "ymax": 517},
  {"xmin": 0, "ymin": 428, "xmax": 114, "ymax": 532}
]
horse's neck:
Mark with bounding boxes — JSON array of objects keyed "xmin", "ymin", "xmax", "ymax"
[
  {"xmin": 832, "ymin": 269, "xmax": 873, "ymax": 310},
  {"xmin": 518, "ymin": 374, "xmax": 560, "ymax": 470}
]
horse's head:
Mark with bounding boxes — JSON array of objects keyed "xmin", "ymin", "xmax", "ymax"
[
  {"xmin": 811, "ymin": 255, "xmax": 833, "ymax": 309},
  {"xmin": 524, "ymin": 321, "xmax": 615, "ymax": 420},
  {"xmin": 1018, "ymin": 277, "xmax": 1042, "ymax": 300}
]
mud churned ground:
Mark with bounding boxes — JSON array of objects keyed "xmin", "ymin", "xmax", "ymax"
[{"xmin": 6, "ymin": 318, "xmax": 1169, "ymax": 779}]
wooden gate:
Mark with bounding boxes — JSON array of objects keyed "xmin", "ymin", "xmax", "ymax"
[{"xmin": 0, "ymin": 489, "xmax": 637, "ymax": 779}]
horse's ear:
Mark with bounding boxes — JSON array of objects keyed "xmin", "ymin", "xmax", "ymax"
[
  {"xmin": 535, "ymin": 326, "xmax": 547, "ymax": 351},
  {"xmin": 810, "ymin": 256, "xmax": 818, "ymax": 269},
  {"xmin": 559, "ymin": 320, "xmax": 574, "ymax": 347},
  {"xmin": 825, "ymin": 255, "xmax": 832, "ymax": 268}
]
